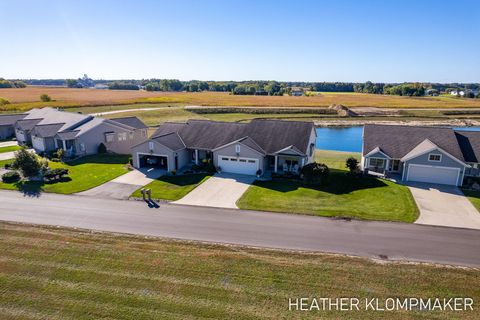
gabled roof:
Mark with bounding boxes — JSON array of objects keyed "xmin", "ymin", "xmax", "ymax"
[
  {"xmin": 16, "ymin": 119, "xmax": 42, "ymax": 131},
  {"xmin": 150, "ymin": 119, "xmax": 314, "ymax": 155},
  {"xmin": 31, "ymin": 123, "xmax": 65, "ymax": 138},
  {"xmin": 0, "ymin": 113, "xmax": 27, "ymax": 126},
  {"xmin": 109, "ymin": 116, "xmax": 148, "ymax": 129},
  {"xmin": 363, "ymin": 124, "xmax": 465, "ymax": 161},
  {"xmin": 455, "ymin": 130, "xmax": 480, "ymax": 163},
  {"xmin": 151, "ymin": 132, "xmax": 185, "ymax": 151},
  {"xmin": 24, "ymin": 107, "xmax": 93, "ymax": 131},
  {"xmin": 55, "ymin": 130, "xmax": 80, "ymax": 140}
]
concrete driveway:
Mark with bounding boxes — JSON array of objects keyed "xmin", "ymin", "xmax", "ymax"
[
  {"xmin": 0, "ymin": 141, "xmax": 18, "ymax": 148},
  {"xmin": 408, "ymin": 182, "xmax": 480, "ymax": 229},
  {"xmin": 76, "ymin": 167, "xmax": 165, "ymax": 199},
  {"xmin": 173, "ymin": 173, "xmax": 255, "ymax": 209}
]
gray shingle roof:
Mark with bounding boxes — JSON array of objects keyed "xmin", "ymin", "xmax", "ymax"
[
  {"xmin": 109, "ymin": 116, "xmax": 148, "ymax": 129},
  {"xmin": 0, "ymin": 113, "xmax": 27, "ymax": 126},
  {"xmin": 31, "ymin": 123, "xmax": 65, "ymax": 138},
  {"xmin": 55, "ymin": 130, "xmax": 80, "ymax": 140},
  {"xmin": 152, "ymin": 132, "xmax": 185, "ymax": 151},
  {"xmin": 151, "ymin": 119, "xmax": 314, "ymax": 155},
  {"xmin": 16, "ymin": 119, "xmax": 42, "ymax": 131},
  {"xmin": 455, "ymin": 131, "xmax": 480, "ymax": 163},
  {"xmin": 363, "ymin": 125, "xmax": 465, "ymax": 161}
]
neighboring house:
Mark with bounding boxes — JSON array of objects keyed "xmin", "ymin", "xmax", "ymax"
[
  {"xmin": 0, "ymin": 113, "xmax": 27, "ymax": 140},
  {"xmin": 131, "ymin": 119, "xmax": 316, "ymax": 176},
  {"xmin": 291, "ymin": 87, "xmax": 305, "ymax": 96},
  {"xmin": 362, "ymin": 124, "xmax": 480, "ymax": 186},
  {"xmin": 0, "ymin": 107, "xmax": 148, "ymax": 156}
]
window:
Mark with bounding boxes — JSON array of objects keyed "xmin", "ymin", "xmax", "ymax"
[
  {"xmin": 142, "ymin": 130, "xmax": 147, "ymax": 137},
  {"xmin": 239, "ymin": 159, "xmax": 247, "ymax": 162},
  {"xmin": 148, "ymin": 142, "xmax": 154, "ymax": 151},
  {"xmin": 79, "ymin": 143, "xmax": 86, "ymax": 152},
  {"xmin": 309, "ymin": 143, "xmax": 314, "ymax": 157},
  {"xmin": 221, "ymin": 157, "xmax": 228, "ymax": 161},
  {"xmin": 428, "ymin": 154, "xmax": 442, "ymax": 162},
  {"xmin": 118, "ymin": 132, "xmax": 127, "ymax": 141},
  {"xmin": 248, "ymin": 160, "xmax": 256, "ymax": 163},
  {"xmin": 369, "ymin": 158, "xmax": 385, "ymax": 168},
  {"xmin": 230, "ymin": 158, "xmax": 237, "ymax": 162},
  {"xmin": 105, "ymin": 133, "xmax": 114, "ymax": 143},
  {"xmin": 235, "ymin": 144, "xmax": 241, "ymax": 153},
  {"xmin": 129, "ymin": 132, "xmax": 134, "ymax": 140}
]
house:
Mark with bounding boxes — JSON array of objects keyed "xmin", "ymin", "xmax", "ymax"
[
  {"xmin": 362, "ymin": 124, "xmax": 480, "ymax": 186},
  {"xmin": 131, "ymin": 119, "xmax": 316, "ymax": 176},
  {"xmin": 0, "ymin": 107, "xmax": 148, "ymax": 156},
  {"xmin": 290, "ymin": 87, "xmax": 305, "ymax": 96}
]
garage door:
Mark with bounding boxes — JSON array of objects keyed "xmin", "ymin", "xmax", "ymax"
[
  {"xmin": 407, "ymin": 164, "xmax": 459, "ymax": 186},
  {"xmin": 218, "ymin": 156, "xmax": 258, "ymax": 175}
]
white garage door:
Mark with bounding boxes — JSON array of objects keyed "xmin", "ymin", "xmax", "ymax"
[
  {"xmin": 407, "ymin": 164, "xmax": 459, "ymax": 186},
  {"xmin": 218, "ymin": 156, "xmax": 258, "ymax": 175}
]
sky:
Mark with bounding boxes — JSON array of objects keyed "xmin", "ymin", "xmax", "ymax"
[{"xmin": 1, "ymin": 0, "xmax": 479, "ymax": 82}]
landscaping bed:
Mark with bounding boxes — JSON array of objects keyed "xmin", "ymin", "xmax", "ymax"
[{"xmin": 131, "ymin": 173, "xmax": 211, "ymax": 201}]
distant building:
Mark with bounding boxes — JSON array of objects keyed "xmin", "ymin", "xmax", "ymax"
[
  {"xmin": 94, "ymin": 84, "xmax": 109, "ymax": 90},
  {"xmin": 291, "ymin": 87, "xmax": 304, "ymax": 96}
]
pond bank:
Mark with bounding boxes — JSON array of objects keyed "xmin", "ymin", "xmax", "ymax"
[{"xmin": 314, "ymin": 118, "xmax": 480, "ymax": 127}]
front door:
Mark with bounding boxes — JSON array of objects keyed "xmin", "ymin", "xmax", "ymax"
[{"xmin": 391, "ymin": 159, "xmax": 400, "ymax": 171}]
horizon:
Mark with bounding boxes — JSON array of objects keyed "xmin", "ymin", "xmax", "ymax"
[{"xmin": 1, "ymin": 0, "xmax": 479, "ymax": 82}]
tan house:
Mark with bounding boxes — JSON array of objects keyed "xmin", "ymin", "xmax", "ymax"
[{"xmin": 131, "ymin": 119, "xmax": 316, "ymax": 176}]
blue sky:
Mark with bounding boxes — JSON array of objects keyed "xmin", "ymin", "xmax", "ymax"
[{"xmin": 1, "ymin": 0, "xmax": 479, "ymax": 82}]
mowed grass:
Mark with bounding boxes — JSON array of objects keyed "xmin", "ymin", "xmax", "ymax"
[
  {"xmin": 0, "ymin": 222, "xmax": 478, "ymax": 320},
  {"xmin": 2, "ymin": 87, "xmax": 480, "ymax": 112},
  {"xmin": 461, "ymin": 189, "xmax": 480, "ymax": 213},
  {"xmin": 0, "ymin": 145, "xmax": 21, "ymax": 153},
  {"xmin": 237, "ymin": 150, "xmax": 419, "ymax": 222},
  {"xmin": 0, "ymin": 154, "xmax": 129, "ymax": 194},
  {"xmin": 131, "ymin": 173, "xmax": 211, "ymax": 200}
]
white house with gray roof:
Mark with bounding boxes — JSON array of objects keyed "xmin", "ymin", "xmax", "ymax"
[
  {"xmin": 362, "ymin": 124, "xmax": 480, "ymax": 186},
  {"xmin": 131, "ymin": 119, "xmax": 316, "ymax": 176},
  {"xmin": 0, "ymin": 107, "xmax": 148, "ymax": 157}
]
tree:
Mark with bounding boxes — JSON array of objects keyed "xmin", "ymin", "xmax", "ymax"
[
  {"xmin": 40, "ymin": 94, "xmax": 51, "ymax": 102},
  {"xmin": 66, "ymin": 79, "xmax": 80, "ymax": 88},
  {"xmin": 300, "ymin": 162, "xmax": 329, "ymax": 184},
  {"xmin": 11, "ymin": 148, "xmax": 41, "ymax": 177},
  {"xmin": 346, "ymin": 157, "xmax": 359, "ymax": 175},
  {"xmin": 98, "ymin": 143, "xmax": 107, "ymax": 154}
]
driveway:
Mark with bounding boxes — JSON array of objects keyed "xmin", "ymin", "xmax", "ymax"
[
  {"xmin": 76, "ymin": 167, "xmax": 165, "ymax": 199},
  {"xmin": 173, "ymin": 173, "xmax": 255, "ymax": 209},
  {"xmin": 0, "ymin": 141, "xmax": 18, "ymax": 148},
  {"xmin": 408, "ymin": 182, "xmax": 480, "ymax": 229}
]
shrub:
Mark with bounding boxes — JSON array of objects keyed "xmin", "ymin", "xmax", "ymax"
[
  {"xmin": 2, "ymin": 171, "xmax": 20, "ymax": 183},
  {"xmin": 4, "ymin": 163, "xmax": 11, "ymax": 169},
  {"xmin": 300, "ymin": 162, "xmax": 329, "ymax": 185},
  {"xmin": 256, "ymin": 169, "xmax": 262, "ymax": 176},
  {"xmin": 128, "ymin": 156, "xmax": 133, "ymax": 165},
  {"xmin": 56, "ymin": 148, "xmax": 64, "ymax": 159},
  {"xmin": 44, "ymin": 168, "xmax": 69, "ymax": 181},
  {"xmin": 346, "ymin": 157, "xmax": 359, "ymax": 175},
  {"xmin": 40, "ymin": 94, "xmax": 51, "ymax": 102},
  {"xmin": 11, "ymin": 148, "xmax": 41, "ymax": 177},
  {"xmin": 171, "ymin": 170, "xmax": 177, "ymax": 176},
  {"xmin": 98, "ymin": 143, "xmax": 107, "ymax": 154},
  {"xmin": 0, "ymin": 97, "xmax": 10, "ymax": 105},
  {"xmin": 192, "ymin": 164, "xmax": 202, "ymax": 172}
]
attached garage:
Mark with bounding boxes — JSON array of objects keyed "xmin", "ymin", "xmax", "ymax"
[
  {"xmin": 406, "ymin": 164, "xmax": 460, "ymax": 186},
  {"xmin": 218, "ymin": 156, "xmax": 258, "ymax": 175},
  {"xmin": 137, "ymin": 153, "xmax": 169, "ymax": 170}
]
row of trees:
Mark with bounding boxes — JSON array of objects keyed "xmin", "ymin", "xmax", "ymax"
[
  {"xmin": 0, "ymin": 78, "xmax": 26, "ymax": 88},
  {"xmin": 354, "ymin": 81, "xmax": 426, "ymax": 96}
]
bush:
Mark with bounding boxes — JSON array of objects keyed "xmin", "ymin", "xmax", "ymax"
[
  {"xmin": 11, "ymin": 148, "xmax": 41, "ymax": 177},
  {"xmin": 300, "ymin": 162, "xmax": 329, "ymax": 185},
  {"xmin": 171, "ymin": 170, "xmax": 177, "ymax": 176},
  {"xmin": 256, "ymin": 169, "xmax": 262, "ymax": 176},
  {"xmin": 40, "ymin": 94, "xmax": 51, "ymax": 102},
  {"xmin": 98, "ymin": 143, "xmax": 107, "ymax": 154},
  {"xmin": 346, "ymin": 157, "xmax": 359, "ymax": 175},
  {"xmin": 44, "ymin": 168, "xmax": 69, "ymax": 181},
  {"xmin": 4, "ymin": 163, "xmax": 11, "ymax": 169},
  {"xmin": 2, "ymin": 171, "xmax": 20, "ymax": 183},
  {"xmin": 55, "ymin": 148, "xmax": 64, "ymax": 159}
]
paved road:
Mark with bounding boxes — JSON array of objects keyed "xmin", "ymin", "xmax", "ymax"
[
  {"xmin": 0, "ymin": 190, "xmax": 479, "ymax": 267},
  {"xmin": 409, "ymin": 182, "xmax": 480, "ymax": 230},
  {"xmin": 90, "ymin": 107, "xmax": 163, "ymax": 116}
]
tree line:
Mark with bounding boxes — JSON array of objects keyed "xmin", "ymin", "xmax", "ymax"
[{"xmin": 0, "ymin": 78, "xmax": 26, "ymax": 88}]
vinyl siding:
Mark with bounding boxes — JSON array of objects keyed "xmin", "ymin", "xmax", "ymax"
[{"xmin": 213, "ymin": 142, "xmax": 264, "ymax": 170}]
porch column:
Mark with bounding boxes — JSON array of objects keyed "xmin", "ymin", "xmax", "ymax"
[
  {"xmin": 385, "ymin": 159, "xmax": 390, "ymax": 174},
  {"xmin": 195, "ymin": 149, "xmax": 199, "ymax": 165},
  {"xmin": 301, "ymin": 157, "xmax": 305, "ymax": 167},
  {"xmin": 62, "ymin": 140, "xmax": 67, "ymax": 151},
  {"xmin": 274, "ymin": 155, "xmax": 278, "ymax": 173}
]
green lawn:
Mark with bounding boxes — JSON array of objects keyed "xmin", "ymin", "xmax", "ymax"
[
  {"xmin": 237, "ymin": 150, "xmax": 419, "ymax": 222},
  {"xmin": 0, "ymin": 145, "xmax": 21, "ymax": 153},
  {"xmin": 0, "ymin": 222, "xmax": 477, "ymax": 320},
  {"xmin": 0, "ymin": 154, "xmax": 130, "ymax": 194},
  {"xmin": 131, "ymin": 173, "xmax": 210, "ymax": 200},
  {"xmin": 461, "ymin": 189, "xmax": 480, "ymax": 212}
]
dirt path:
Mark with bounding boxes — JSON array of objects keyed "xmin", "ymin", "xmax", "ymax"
[{"xmin": 90, "ymin": 107, "xmax": 164, "ymax": 116}]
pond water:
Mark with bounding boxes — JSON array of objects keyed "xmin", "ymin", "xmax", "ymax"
[{"xmin": 315, "ymin": 126, "xmax": 480, "ymax": 153}]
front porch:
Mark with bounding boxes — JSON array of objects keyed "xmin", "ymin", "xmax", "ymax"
[
  {"xmin": 55, "ymin": 138, "xmax": 77, "ymax": 157},
  {"xmin": 267, "ymin": 154, "xmax": 307, "ymax": 175}
]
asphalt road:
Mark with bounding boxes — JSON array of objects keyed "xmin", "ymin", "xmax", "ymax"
[{"xmin": 0, "ymin": 190, "xmax": 479, "ymax": 267}]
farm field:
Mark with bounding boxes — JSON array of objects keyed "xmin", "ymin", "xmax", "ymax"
[
  {"xmin": 0, "ymin": 222, "xmax": 478, "ymax": 320},
  {"xmin": 2, "ymin": 87, "xmax": 480, "ymax": 112}
]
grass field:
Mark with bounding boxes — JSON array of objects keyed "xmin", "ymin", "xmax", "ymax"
[
  {"xmin": 0, "ymin": 154, "xmax": 129, "ymax": 194},
  {"xmin": 237, "ymin": 150, "xmax": 419, "ymax": 222},
  {"xmin": 131, "ymin": 173, "xmax": 211, "ymax": 200},
  {"xmin": 2, "ymin": 87, "xmax": 480, "ymax": 112},
  {"xmin": 461, "ymin": 189, "xmax": 480, "ymax": 212},
  {"xmin": 0, "ymin": 222, "xmax": 477, "ymax": 319},
  {"xmin": 0, "ymin": 145, "xmax": 21, "ymax": 153}
]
